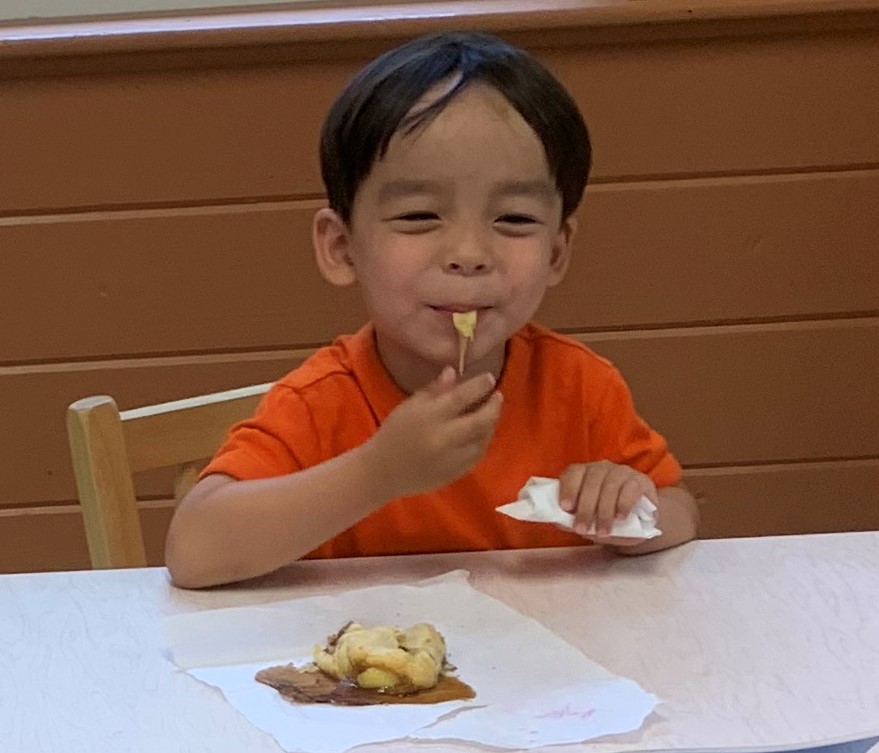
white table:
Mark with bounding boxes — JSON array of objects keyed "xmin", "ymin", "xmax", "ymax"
[{"xmin": 2, "ymin": 532, "xmax": 878, "ymax": 753}]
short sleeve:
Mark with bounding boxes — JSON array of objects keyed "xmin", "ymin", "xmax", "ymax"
[
  {"xmin": 589, "ymin": 368, "xmax": 683, "ymax": 488},
  {"xmin": 199, "ymin": 384, "xmax": 314, "ymax": 481}
]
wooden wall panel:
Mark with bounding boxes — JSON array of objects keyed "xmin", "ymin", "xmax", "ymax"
[
  {"xmin": 3, "ymin": 320, "xmax": 876, "ymax": 509},
  {"xmin": 2, "ymin": 3, "xmax": 877, "ymax": 572},
  {"xmin": 587, "ymin": 319, "xmax": 879, "ymax": 465},
  {"xmin": 0, "ymin": 205, "xmax": 366, "ymax": 362},
  {"xmin": 551, "ymin": 170, "xmax": 879, "ymax": 328},
  {"xmin": 687, "ymin": 460, "xmax": 879, "ymax": 539},
  {"xmin": 5, "ymin": 457, "xmax": 878, "ymax": 573},
  {"xmin": 550, "ymin": 30, "xmax": 879, "ymax": 179},
  {"xmin": 2, "ymin": 27, "xmax": 879, "ymax": 213},
  {"xmin": 0, "ymin": 62, "xmax": 346, "ymax": 212},
  {"xmin": 0, "ymin": 353, "xmax": 302, "ymax": 505},
  {"xmin": 0, "ymin": 503, "xmax": 173, "ymax": 574},
  {"xmin": 5, "ymin": 171, "xmax": 878, "ymax": 363}
]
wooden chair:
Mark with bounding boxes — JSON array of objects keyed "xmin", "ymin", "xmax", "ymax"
[{"xmin": 66, "ymin": 383, "xmax": 271, "ymax": 569}]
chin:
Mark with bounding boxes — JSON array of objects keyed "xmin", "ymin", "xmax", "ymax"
[{"xmin": 394, "ymin": 339, "xmax": 457, "ymax": 369}]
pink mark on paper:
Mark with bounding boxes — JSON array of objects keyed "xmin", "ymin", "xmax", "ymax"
[{"xmin": 536, "ymin": 704, "xmax": 597, "ymax": 721}]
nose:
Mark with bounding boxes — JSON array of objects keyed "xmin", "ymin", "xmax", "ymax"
[{"xmin": 442, "ymin": 231, "xmax": 493, "ymax": 276}]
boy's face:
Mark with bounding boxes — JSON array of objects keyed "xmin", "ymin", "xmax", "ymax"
[{"xmin": 315, "ymin": 82, "xmax": 575, "ymax": 392}]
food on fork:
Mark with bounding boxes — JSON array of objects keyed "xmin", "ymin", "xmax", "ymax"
[
  {"xmin": 255, "ymin": 621, "xmax": 475, "ymax": 705},
  {"xmin": 452, "ymin": 310, "xmax": 477, "ymax": 376}
]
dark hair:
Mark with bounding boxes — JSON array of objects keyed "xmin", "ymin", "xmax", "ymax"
[{"xmin": 319, "ymin": 31, "xmax": 591, "ymax": 223}]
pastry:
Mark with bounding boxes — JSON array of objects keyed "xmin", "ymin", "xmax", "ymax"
[
  {"xmin": 314, "ymin": 621, "xmax": 445, "ymax": 692},
  {"xmin": 255, "ymin": 621, "xmax": 475, "ymax": 705}
]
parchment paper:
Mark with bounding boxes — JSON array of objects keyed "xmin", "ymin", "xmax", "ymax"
[{"xmin": 163, "ymin": 571, "xmax": 657, "ymax": 753}]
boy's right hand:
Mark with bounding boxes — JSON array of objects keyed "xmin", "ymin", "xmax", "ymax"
[{"xmin": 365, "ymin": 366, "xmax": 503, "ymax": 499}]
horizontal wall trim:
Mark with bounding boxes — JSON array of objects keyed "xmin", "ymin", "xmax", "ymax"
[
  {"xmin": 562, "ymin": 312, "xmax": 879, "ymax": 338},
  {"xmin": 3, "ymin": 316, "xmax": 877, "ymax": 372},
  {"xmin": 579, "ymin": 316, "xmax": 879, "ymax": 342},
  {"xmin": 588, "ymin": 164, "xmax": 879, "ymax": 191},
  {"xmin": 0, "ymin": 348, "xmax": 315, "ymax": 375},
  {"xmin": 682, "ymin": 456, "xmax": 879, "ymax": 473},
  {"xmin": 0, "ymin": 197, "xmax": 326, "ymax": 225},
  {"xmin": 4, "ymin": 164, "xmax": 879, "ymax": 224},
  {"xmin": 2, "ymin": 0, "xmax": 878, "ymax": 67},
  {"xmin": 6, "ymin": 458, "xmax": 877, "ymax": 513},
  {"xmin": 0, "ymin": 499, "xmax": 176, "ymax": 515}
]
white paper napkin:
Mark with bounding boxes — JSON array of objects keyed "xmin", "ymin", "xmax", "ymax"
[
  {"xmin": 497, "ymin": 476, "xmax": 661, "ymax": 539},
  {"xmin": 162, "ymin": 571, "xmax": 658, "ymax": 752}
]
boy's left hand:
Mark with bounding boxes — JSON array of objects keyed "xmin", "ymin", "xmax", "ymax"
[{"xmin": 558, "ymin": 461, "xmax": 657, "ymax": 546}]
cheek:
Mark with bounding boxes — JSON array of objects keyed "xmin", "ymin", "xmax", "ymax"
[
  {"xmin": 502, "ymin": 245, "xmax": 558, "ymax": 290},
  {"xmin": 354, "ymin": 242, "xmax": 425, "ymax": 302}
]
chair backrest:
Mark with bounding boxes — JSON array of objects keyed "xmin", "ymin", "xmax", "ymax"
[{"xmin": 66, "ymin": 383, "xmax": 272, "ymax": 569}]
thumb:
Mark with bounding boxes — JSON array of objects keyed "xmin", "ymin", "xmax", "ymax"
[{"xmin": 424, "ymin": 365, "xmax": 458, "ymax": 396}]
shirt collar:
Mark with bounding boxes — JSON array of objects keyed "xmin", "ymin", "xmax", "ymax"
[{"xmin": 343, "ymin": 323, "xmax": 408, "ymax": 424}]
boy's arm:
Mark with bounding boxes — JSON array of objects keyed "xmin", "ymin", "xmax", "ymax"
[
  {"xmin": 165, "ymin": 368, "xmax": 502, "ymax": 589},
  {"xmin": 165, "ymin": 445, "xmax": 388, "ymax": 589}
]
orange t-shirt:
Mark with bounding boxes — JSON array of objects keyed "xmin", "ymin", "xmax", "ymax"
[{"xmin": 202, "ymin": 322, "xmax": 682, "ymax": 559}]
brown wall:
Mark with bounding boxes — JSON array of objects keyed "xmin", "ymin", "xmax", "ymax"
[{"xmin": 2, "ymin": 0, "xmax": 878, "ymax": 572}]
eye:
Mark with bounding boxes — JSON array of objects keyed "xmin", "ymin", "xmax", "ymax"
[
  {"xmin": 495, "ymin": 214, "xmax": 542, "ymax": 236},
  {"xmin": 497, "ymin": 214, "xmax": 538, "ymax": 225},
  {"xmin": 387, "ymin": 212, "xmax": 442, "ymax": 234},
  {"xmin": 395, "ymin": 212, "xmax": 439, "ymax": 222}
]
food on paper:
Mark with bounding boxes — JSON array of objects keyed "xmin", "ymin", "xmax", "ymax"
[
  {"xmin": 452, "ymin": 310, "xmax": 477, "ymax": 375},
  {"xmin": 315, "ymin": 622, "xmax": 445, "ymax": 691},
  {"xmin": 255, "ymin": 621, "xmax": 475, "ymax": 706}
]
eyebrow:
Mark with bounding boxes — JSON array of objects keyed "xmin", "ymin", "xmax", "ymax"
[
  {"xmin": 375, "ymin": 178, "xmax": 558, "ymax": 204},
  {"xmin": 492, "ymin": 180, "xmax": 557, "ymax": 203},
  {"xmin": 377, "ymin": 180, "xmax": 443, "ymax": 203}
]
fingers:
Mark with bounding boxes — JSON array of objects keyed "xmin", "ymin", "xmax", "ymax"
[
  {"xmin": 558, "ymin": 465, "xmax": 587, "ymax": 515},
  {"xmin": 426, "ymin": 383, "xmax": 502, "ymax": 483},
  {"xmin": 418, "ymin": 370, "xmax": 502, "ymax": 455},
  {"xmin": 424, "ymin": 365, "xmax": 458, "ymax": 396},
  {"xmin": 433, "ymin": 372, "xmax": 498, "ymax": 416},
  {"xmin": 560, "ymin": 461, "xmax": 657, "ymax": 538},
  {"xmin": 374, "ymin": 369, "xmax": 502, "ymax": 497},
  {"xmin": 455, "ymin": 390, "xmax": 503, "ymax": 444}
]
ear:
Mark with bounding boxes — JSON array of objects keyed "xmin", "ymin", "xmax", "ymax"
[
  {"xmin": 547, "ymin": 215, "xmax": 577, "ymax": 286},
  {"xmin": 313, "ymin": 207, "xmax": 357, "ymax": 287}
]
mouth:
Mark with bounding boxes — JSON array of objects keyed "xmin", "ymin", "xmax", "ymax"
[{"xmin": 429, "ymin": 304, "xmax": 489, "ymax": 314}]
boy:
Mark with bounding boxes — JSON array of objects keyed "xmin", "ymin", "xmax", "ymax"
[{"xmin": 166, "ymin": 31, "xmax": 699, "ymax": 588}]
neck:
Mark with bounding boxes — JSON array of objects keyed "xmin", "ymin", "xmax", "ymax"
[{"xmin": 374, "ymin": 331, "xmax": 506, "ymax": 394}]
